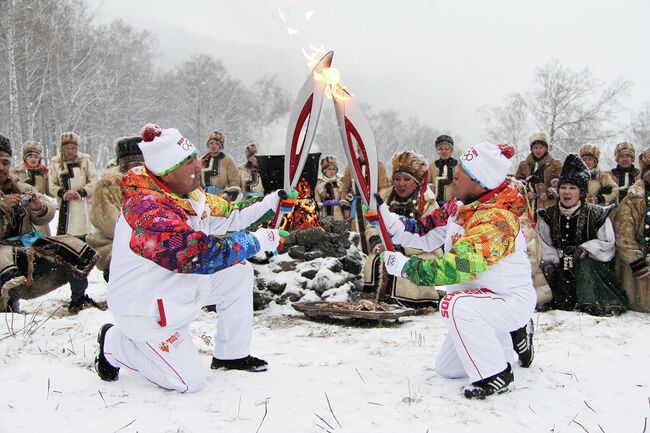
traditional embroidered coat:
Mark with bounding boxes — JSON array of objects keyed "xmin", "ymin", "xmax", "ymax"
[
  {"xmin": 609, "ymin": 165, "xmax": 640, "ymax": 204},
  {"xmin": 428, "ymin": 157, "xmax": 458, "ymax": 206},
  {"xmin": 538, "ymin": 203, "xmax": 626, "ymax": 314},
  {"xmin": 314, "ymin": 173, "xmax": 344, "ymax": 222},
  {"xmin": 107, "ymin": 166, "xmax": 280, "ymax": 341},
  {"xmin": 12, "ymin": 163, "xmax": 51, "ymax": 235},
  {"xmin": 48, "ymin": 152, "xmax": 98, "ymax": 236},
  {"xmin": 363, "ymin": 184, "xmax": 441, "ymax": 306},
  {"xmin": 613, "ymin": 180, "xmax": 650, "ymax": 312}
]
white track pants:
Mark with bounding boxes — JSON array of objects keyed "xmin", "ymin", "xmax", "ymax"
[
  {"xmin": 435, "ymin": 287, "xmax": 535, "ymax": 383},
  {"xmin": 103, "ymin": 262, "xmax": 254, "ymax": 393}
]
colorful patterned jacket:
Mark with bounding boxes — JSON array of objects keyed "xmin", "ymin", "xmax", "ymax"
[
  {"xmin": 107, "ymin": 166, "xmax": 279, "ymax": 341},
  {"xmin": 380, "ymin": 179, "xmax": 534, "ymax": 295}
]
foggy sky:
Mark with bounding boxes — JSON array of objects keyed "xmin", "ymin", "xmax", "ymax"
[{"xmin": 89, "ymin": 0, "xmax": 650, "ymax": 147}]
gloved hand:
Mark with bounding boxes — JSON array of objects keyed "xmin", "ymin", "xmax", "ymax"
[
  {"xmin": 381, "ymin": 250, "xmax": 410, "ymax": 278},
  {"xmin": 362, "ymin": 204, "xmax": 379, "ymax": 227},
  {"xmin": 252, "ymin": 228, "xmax": 288, "ymax": 253},
  {"xmin": 278, "ymin": 189, "xmax": 299, "ymax": 213}
]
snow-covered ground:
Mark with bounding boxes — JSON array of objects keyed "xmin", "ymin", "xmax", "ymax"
[{"xmin": 1, "ymin": 270, "xmax": 648, "ymax": 433}]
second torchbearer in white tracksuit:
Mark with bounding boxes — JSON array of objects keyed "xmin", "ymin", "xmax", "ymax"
[
  {"xmin": 94, "ymin": 124, "xmax": 294, "ymax": 393},
  {"xmin": 378, "ymin": 141, "xmax": 536, "ymax": 399}
]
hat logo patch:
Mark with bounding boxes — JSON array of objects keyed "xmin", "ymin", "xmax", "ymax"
[{"xmin": 462, "ymin": 148, "xmax": 479, "ymax": 161}]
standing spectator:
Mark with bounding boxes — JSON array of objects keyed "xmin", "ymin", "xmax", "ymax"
[
  {"xmin": 49, "ymin": 132, "xmax": 97, "ymax": 236},
  {"xmin": 0, "ymin": 133, "xmax": 99, "ymax": 314},
  {"xmin": 201, "ymin": 131, "xmax": 240, "ymax": 202},
  {"xmin": 428, "ymin": 134, "xmax": 458, "ymax": 206},
  {"xmin": 86, "ymin": 136, "xmax": 144, "ymax": 282},
  {"xmin": 11, "ymin": 141, "xmax": 51, "ymax": 235},
  {"xmin": 538, "ymin": 154, "xmax": 626, "ymax": 316},
  {"xmin": 314, "ymin": 155, "xmax": 344, "ymax": 221},
  {"xmin": 579, "ymin": 144, "xmax": 619, "ymax": 205},
  {"xmin": 613, "ymin": 148, "xmax": 650, "ymax": 313},
  {"xmin": 363, "ymin": 151, "xmax": 440, "ymax": 307},
  {"xmin": 340, "ymin": 145, "xmax": 390, "ymax": 254},
  {"xmin": 515, "ymin": 132, "xmax": 562, "ymax": 218},
  {"xmin": 609, "ymin": 142, "xmax": 640, "ymax": 204},
  {"xmin": 239, "ymin": 143, "xmax": 265, "ymax": 200}
]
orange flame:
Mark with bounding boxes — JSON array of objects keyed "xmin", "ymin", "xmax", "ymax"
[{"xmin": 280, "ymin": 178, "xmax": 320, "ymax": 231}]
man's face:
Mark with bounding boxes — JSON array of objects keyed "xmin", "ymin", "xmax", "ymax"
[
  {"xmin": 618, "ymin": 155, "xmax": 633, "ymax": 168},
  {"xmin": 452, "ymin": 165, "xmax": 486, "ymax": 203},
  {"xmin": 531, "ymin": 143, "xmax": 547, "ymax": 159},
  {"xmin": 160, "ymin": 156, "xmax": 202, "ymax": 195},
  {"xmin": 393, "ymin": 172, "xmax": 418, "ymax": 199},
  {"xmin": 437, "ymin": 144, "xmax": 453, "ymax": 160},
  {"xmin": 581, "ymin": 156, "xmax": 597, "ymax": 170},
  {"xmin": 62, "ymin": 143, "xmax": 78, "ymax": 161},
  {"xmin": 208, "ymin": 140, "xmax": 223, "ymax": 155},
  {"xmin": 559, "ymin": 183, "xmax": 581, "ymax": 207},
  {"xmin": 25, "ymin": 154, "xmax": 40, "ymax": 168},
  {"xmin": 0, "ymin": 159, "xmax": 11, "ymax": 183}
]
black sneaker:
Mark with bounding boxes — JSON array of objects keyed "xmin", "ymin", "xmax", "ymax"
[
  {"xmin": 510, "ymin": 319, "xmax": 534, "ymax": 368},
  {"xmin": 68, "ymin": 294, "xmax": 101, "ymax": 314},
  {"xmin": 463, "ymin": 363, "xmax": 513, "ymax": 399},
  {"xmin": 95, "ymin": 324, "xmax": 120, "ymax": 381},
  {"xmin": 211, "ymin": 355, "xmax": 268, "ymax": 372}
]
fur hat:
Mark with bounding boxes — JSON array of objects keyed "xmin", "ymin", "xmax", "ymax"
[
  {"xmin": 558, "ymin": 154, "xmax": 590, "ymax": 196},
  {"xmin": 320, "ymin": 155, "xmax": 339, "ymax": 174},
  {"xmin": 207, "ymin": 131, "xmax": 225, "ymax": 148},
  {"xmin": 139, "ymin": 124, "xmax": 197, "ymax": 176},
  {"xmin": 114, "ymin": 136, "xmax": 143, "ymax": 161},
  {"xmin": 391, "ymin": 151, "xmax": 428, "ymax": 185},
  {"xmin": 460, "ymin": 142, "xmax": 515, "ymax": 190},
  {"xmin": 529, "ymin": 132, "xmax": 549, "ymax": 150},
  {"xmin": 22, "ymin": 141, "xmax": 42, "ymax": 161},
  {"xmin": 60, "ymin": 132, "xmax": 80, "ymax": 147},
  {"xmin": 614, "ymin": 142, "xmax": 635, "ymax": 162},
  {"xmin": 0, "ymin": 133, "xmax": 12, "ymax": 161},
  {"xmin": 244, "ymin": 143, "xmax": 258, "ymax": 160},
  {"xmin": 435, "ymin": 134, "xmax": 454, "ymax": 150},
  {"xmin": 579, "ymin": 144, "xmax": 600, "ymax": 165}
]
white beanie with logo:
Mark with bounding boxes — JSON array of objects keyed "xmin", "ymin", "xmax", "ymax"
[
  {"xmin": 138, "ymin": 124, "xmax": 197, "ymax": 176},
  {"xmin": 459, "ymin": 142, "xmax": 515, "ymax": 190}
]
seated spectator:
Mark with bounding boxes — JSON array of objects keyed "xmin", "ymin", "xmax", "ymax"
[
  {"xmin": 363, "ymin": 151, "xmax": 441, "ymax": 307},
  {"xmin": 0, "ymin": 133, "xmax": 99, "ymax": 314},
  {"xmin": 315, "ymin": 155, "xmax": 344, "ymax": 221},
  {"xmin": 537, "ymin": 154, "xmax": 626, "ymax": 316},
  {"xmin": 579, "ymin": 144, "xmax": 618, "ymax": 205},
  {"xmin": 86, "ymin": 136, "xmax": 144, "ymax": 282},
  {"xmin": 613, "ymin": 148, "xmax": 650, "ymax": 313}
]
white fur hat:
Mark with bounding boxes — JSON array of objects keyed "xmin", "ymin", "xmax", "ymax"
[
  {"xmin": 139, "ymin": 124, "xmax": 197, "ymax": 176},
  {"xmin": 459, "ymin": 142, "xmax": 515, "ymax": 190}
]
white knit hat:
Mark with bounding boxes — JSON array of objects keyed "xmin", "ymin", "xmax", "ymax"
[
  {"xmin": 459, "ymin": 142, "xmax": 515, "ymax": 190},
  {"xmin": 138, "ymin": 124, "xmax": 197, "ymax": 176}
]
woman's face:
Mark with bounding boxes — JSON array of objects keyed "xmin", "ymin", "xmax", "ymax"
[
  {"xmin": 393, "ymin": 172, "xmax": 418, "ymax": 199},
  {"xmin": 324, "ymin": 166, "xmax": 337, "ymax": 178},
  {"xmin": 25, "ymin": 154, "xmax": 40, "ymax": 168},
  {"xmin": 581, "ymin": 156, "xmax": 597, "ymax": 170},
  {"xmin": 559, "ymin": 183, "xmax": 581, "ymax": 207}
]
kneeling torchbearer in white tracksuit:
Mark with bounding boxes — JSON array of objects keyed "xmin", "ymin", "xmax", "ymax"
[
  {"xmin": 377, "ymin": 141, "xmax": 536, "ymax": 399},
  {"xmin": 94, "ymin": 124, "xmax": 294, "ymax": 393}
]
